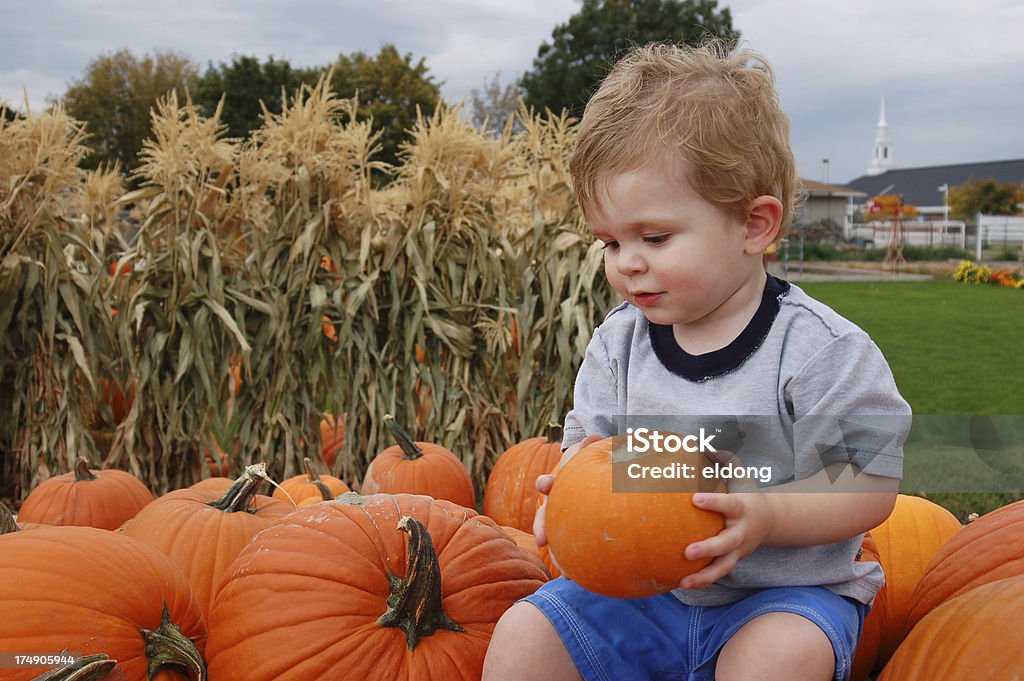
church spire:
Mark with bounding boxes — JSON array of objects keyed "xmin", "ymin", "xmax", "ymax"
[{"xmin": 867, "ymin": 95, "xmax": 893, "ymax": 176}]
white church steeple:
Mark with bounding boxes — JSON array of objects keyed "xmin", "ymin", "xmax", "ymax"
[{"xmin": 867, "ymin": 95, "xmax": 893, "ymax": 176}]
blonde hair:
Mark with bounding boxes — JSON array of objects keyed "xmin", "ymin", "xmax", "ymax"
[{"xmin": 570, "ymin": 40, "xmax": 800, "ymax": 240}]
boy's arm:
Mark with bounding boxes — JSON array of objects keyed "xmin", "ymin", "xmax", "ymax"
[{"xmin": 678, "ymin": 464, "xmax": 899, "ymax": 590}]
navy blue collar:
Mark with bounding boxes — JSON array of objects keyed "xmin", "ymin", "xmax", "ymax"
[{"xmin": 649, "ymin": 274, "xmax": 791, "ymax": 382}]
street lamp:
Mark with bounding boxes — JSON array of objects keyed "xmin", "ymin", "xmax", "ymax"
[
  {"xmin": 822, "ymin": 158, "xmax": 830, "ymax": 184},
  {"xmin": 937, "ymin": 184, "xmax": 949, "ymax": 247}
]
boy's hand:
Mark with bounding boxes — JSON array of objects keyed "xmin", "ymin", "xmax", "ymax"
[
  {"xmin": 677, "ymin": 451, "xmax": 773, "ymax": 590},
  {"xmin": 533, "ymin": 434, "xmax": 602, "ymax": 548}
]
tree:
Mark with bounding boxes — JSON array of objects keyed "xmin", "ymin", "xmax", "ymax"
[
  {"xmin": 469, "ymin": 71, "xmax": 523, "ymax": 135},
  {"xmin": 329, "ymin": 44, "xmax": 441, "ymax": 170},
  {"xmin": 194, "ymin": 55, "xmax": 320, "ymax": 140},
  {"xmin": 949, "ymin": 178, "xmax": 1023, "ymax": 220},
  {"xmin": 61, "ymin": 49, "xmax": 199, "ymax": 172},
  {"xmin": 521, "ymin": 0, "xmax": 740, "ymax": 119}
]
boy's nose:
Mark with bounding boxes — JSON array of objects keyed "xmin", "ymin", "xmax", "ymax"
[{"xmin": 616, "ymin": 248, "xmax": 646, "ymax": 275}]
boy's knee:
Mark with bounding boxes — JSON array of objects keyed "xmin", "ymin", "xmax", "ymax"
[
  {"xmin": 715, "ymin": 612, "xmax": 835, "ymax": 681},
  {"xmin": 484, "ymin": 602, "xmax": 580, "ymax": 681}
]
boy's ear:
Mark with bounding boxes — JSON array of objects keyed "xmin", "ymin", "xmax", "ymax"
[{"xmin": 743, "ymin": 195, "xmax": 784, "ymax": 255}]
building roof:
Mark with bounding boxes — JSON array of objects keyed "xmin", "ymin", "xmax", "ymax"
[
  {"xmin": 799, "ymin": 179, "xmax": 867, "ymax": 198},
  {"xmin": 845, "ymin": 158, "xmax": 1024, "ymax": 207}
]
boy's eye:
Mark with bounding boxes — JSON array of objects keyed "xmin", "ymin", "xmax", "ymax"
[
  {"xmin": 643, "ymin": 234, "xmax": 668, "ymax": 245},
  {"xmin": 600, "ymin": 240, "xmax": 619, "ymax": 251}
]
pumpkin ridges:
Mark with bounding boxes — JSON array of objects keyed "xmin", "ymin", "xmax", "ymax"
[
  {"xmin": 877, "ymin": 575, "xmax": 1024, "ymax": 679},
  {"xmin": 205, "ymin": 493, "xmax": 547, "ymax": 681},
  {"xmin": 906, "ymin": 499, "xmax": 1024, "ymax": 631},
  {"xmin": 17, "ymin": 460, "xmax": 153, "ymax": 530},
  {"xmin": 483, "ymin": 434, "xmax": 563, "ymax": 532},
  {"xmin": 0, "ymin": 526, "xmax": 205, "ymax": 681}
]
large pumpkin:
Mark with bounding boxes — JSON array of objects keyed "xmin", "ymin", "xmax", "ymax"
[
  {"xmin": 120, "ymin": 464, "xmax": 293, "ymax": 621},
  {"xmin": 16, "ymin": 458, "xmax": 153, "ymax": 530},
  {"xmin": 205, "ymin": 492, "xmax": 548, "ymax": 681},
  {"xmin": 361, "ymin": 414, "xmax": 475, "ymax": 509},
  {"xmin": 545, "ymin": 436, "xmax": 726, "ymax": 598},
  {"xmin": 906, "ymin": 498, "xmax": 1024, "ymax": 631},
  {"xmin": 877, "ymin": 574, "xmax": 1024, "ymax": 680},
  {"xmin": 483, "ymin": 431, "xmax": 563, "ymax": 532},
  {"xmin": 866, "ymin": 494, "xmax": 962, "ymax": 667},
  {"xmin": 0, "ymin": 525, "xmax": 206, "ymax": 681},
  {"xmin": 272, "ymin": 457, "xmax": 350, "ymax": 505}
]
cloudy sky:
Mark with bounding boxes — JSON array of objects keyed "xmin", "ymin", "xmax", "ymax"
[{"xmin": 2, "ymin": 0, "xmax": 1022, "ymax": 184}]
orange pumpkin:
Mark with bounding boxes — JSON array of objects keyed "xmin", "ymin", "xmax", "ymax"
[
  {"xmin": 17, "ymin": 458, "xmax": 153, "ymax": 530},
  {"xmin": 0, "ymin": 525, "xmax": 205, "ymax": 681},
  {"xmin": 205, "ymin": 492, "xmax": 548, "ymax": 681},
  {"xmin": 906, "ymin": 498, "xmax": 1024, "ymax": 631},
  {"xmin": 190, "ymin": 476, "xmax": 234, "ymax": 494},
  {"xmin": 272, "ymin": 457, "xmax": 350, "ymax": 505},
  {"xmin": 877, "ymin": 575, "xmax": 1024, "ymax": 680},
  {"xmin": 361, "ymin": 414, "xmax": 475, "ymax": 509},
  {"xmin": 866, "ymin": 494, "xmax": 962, "ymax": 667},
  {"xmin": 545, "ymin": 436, "xmax": 726, "ymax": 598},
  {"xmin": 320, "ymin": 412, "xmax": 345, "ymax": 468},
  {"xmin": 99, "ymin": 378, "xmax": 135, "ymax": 425},
  {"xmin": 483, "ymin": 431, "xmax": 563, "ymax": 532},
  {"xmin": 120, "ymin": 463, "xmax": 292, "ymax": 621}
]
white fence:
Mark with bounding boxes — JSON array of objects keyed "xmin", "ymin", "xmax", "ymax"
[
  {"xmin": 978, "ymin": 214, "xmax": 1024, "ymax": 250},
  {"xmin": 849, "ymin": 221, "xmax": 966, "ymax": 249}
]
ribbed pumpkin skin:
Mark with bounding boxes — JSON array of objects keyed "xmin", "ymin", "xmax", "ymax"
[
  {"xmin": 206, "ymin": 493, "xmax": 548, "ymax": 681},
  {"xmin": 546, "ymin": 437, "xmax": 726, "ymax": 599},
  {"xmin": 320, "ymin": 414, "xmax": 345, "ymax": 468},
  {"xmin": 0, "ymin": 526, "xmax": 205, "ymax": 681},
  {"xmin": 907, "ymin": 498, "xmax": 1024, "ymax": 631},
  {"xmin": 867, "ymin": 494, "xmax": 962, "ymax": 666},
  {"xmin": 16, "ymin": 464, "xmax": 153, "ymax": 530},
  {"xmin": 120, "ymin": 486, "xmax": 293, "ymax": 621},
  {"xmin": 877, "ymin": 575, "xmax": 1024, "ymax": 680},
  {"xmin": 362, "ymin": 443, "xmax": 476, "ymax": 509},
  {"xmin": 483, "ymin": 436, "xmax": 563, "ymax": 532}
]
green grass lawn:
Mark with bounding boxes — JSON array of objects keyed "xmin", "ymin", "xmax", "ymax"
[{"xmin": 799, "ymin": 280, "xmax": 1024, "ymax": 519}]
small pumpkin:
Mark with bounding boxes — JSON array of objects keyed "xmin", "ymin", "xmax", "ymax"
[
  {"xmin": 205, "ymin": 492, "xmax": 548, "ymax": 681},
  {"xmin": 17, "ymin": 458, "xmax": 153, "ymax": 530},
  {"xmin": 120, "ymin": 463, "xmax": 292, "ymax": 621},
  {"xmin": 906, "ymin": 498, "xmax": 1024, "ymax": 631},
  {"xmin": 272, "ymin": 457, "xmax": 350, "ymax": 505},
  {"xmin": 877, "ymin": 575, "xmax": 1024, "ymax": 680},
  {"xmin": 361, "ymin": 414, "xmax": 475, "ymax": 509},
  {"xmin": 545, "ymin": 436, "xmax": 726, "ymax": 598},
  {"xmin": 483, "ymin": 428, "xmax": 563, "ymax": 532},
  {"xmin": 320, "ymin": 412, "xmax": 345, "ymax": 468},
  {"xmin": 0, "ymin": 525, "xmax": 206, "ymax": 681}
]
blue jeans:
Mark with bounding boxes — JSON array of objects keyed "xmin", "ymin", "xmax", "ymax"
[{"xmin": 523, "ymin": 578, "xmax": 867, "ymax": 681}]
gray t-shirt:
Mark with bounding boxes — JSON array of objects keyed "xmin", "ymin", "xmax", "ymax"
[{"xmin": 562, "ymin": 275, "xmax": 911, "ymax": 606}]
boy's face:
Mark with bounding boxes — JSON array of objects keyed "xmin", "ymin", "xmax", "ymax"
[{"xmin": 587, "ymin": 158, "xmax": 764, "ymax": 333}]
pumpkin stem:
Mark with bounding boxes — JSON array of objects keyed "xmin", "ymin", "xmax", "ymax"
[
  {"xmin": 378, "ymin": 516, "xmax": 465, "ymax": 649},
  {"xmin": 207, "ymin": 463, "xmax": 268, "ymax": 513},
  {"xmin": 0, "ymin": 502, "xmax": 18, "ymax": 535},
  {"xmin": 73, "ymin": 458, "xmax": 97, "ymax": 482},
  {"xmin": 31, "ymin": 654, "xmax": 117, "ymax": 681},
  {"xmin": 140, "ymin": 604, "xmax": 207, "ymax": 681},
  {"xmin": 302, "ymin": 457, "xmax": 333, "ymax": 500},
  {"xmin": 383, "ymin": 414, "xmax": 423, "ymax": 460}
]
